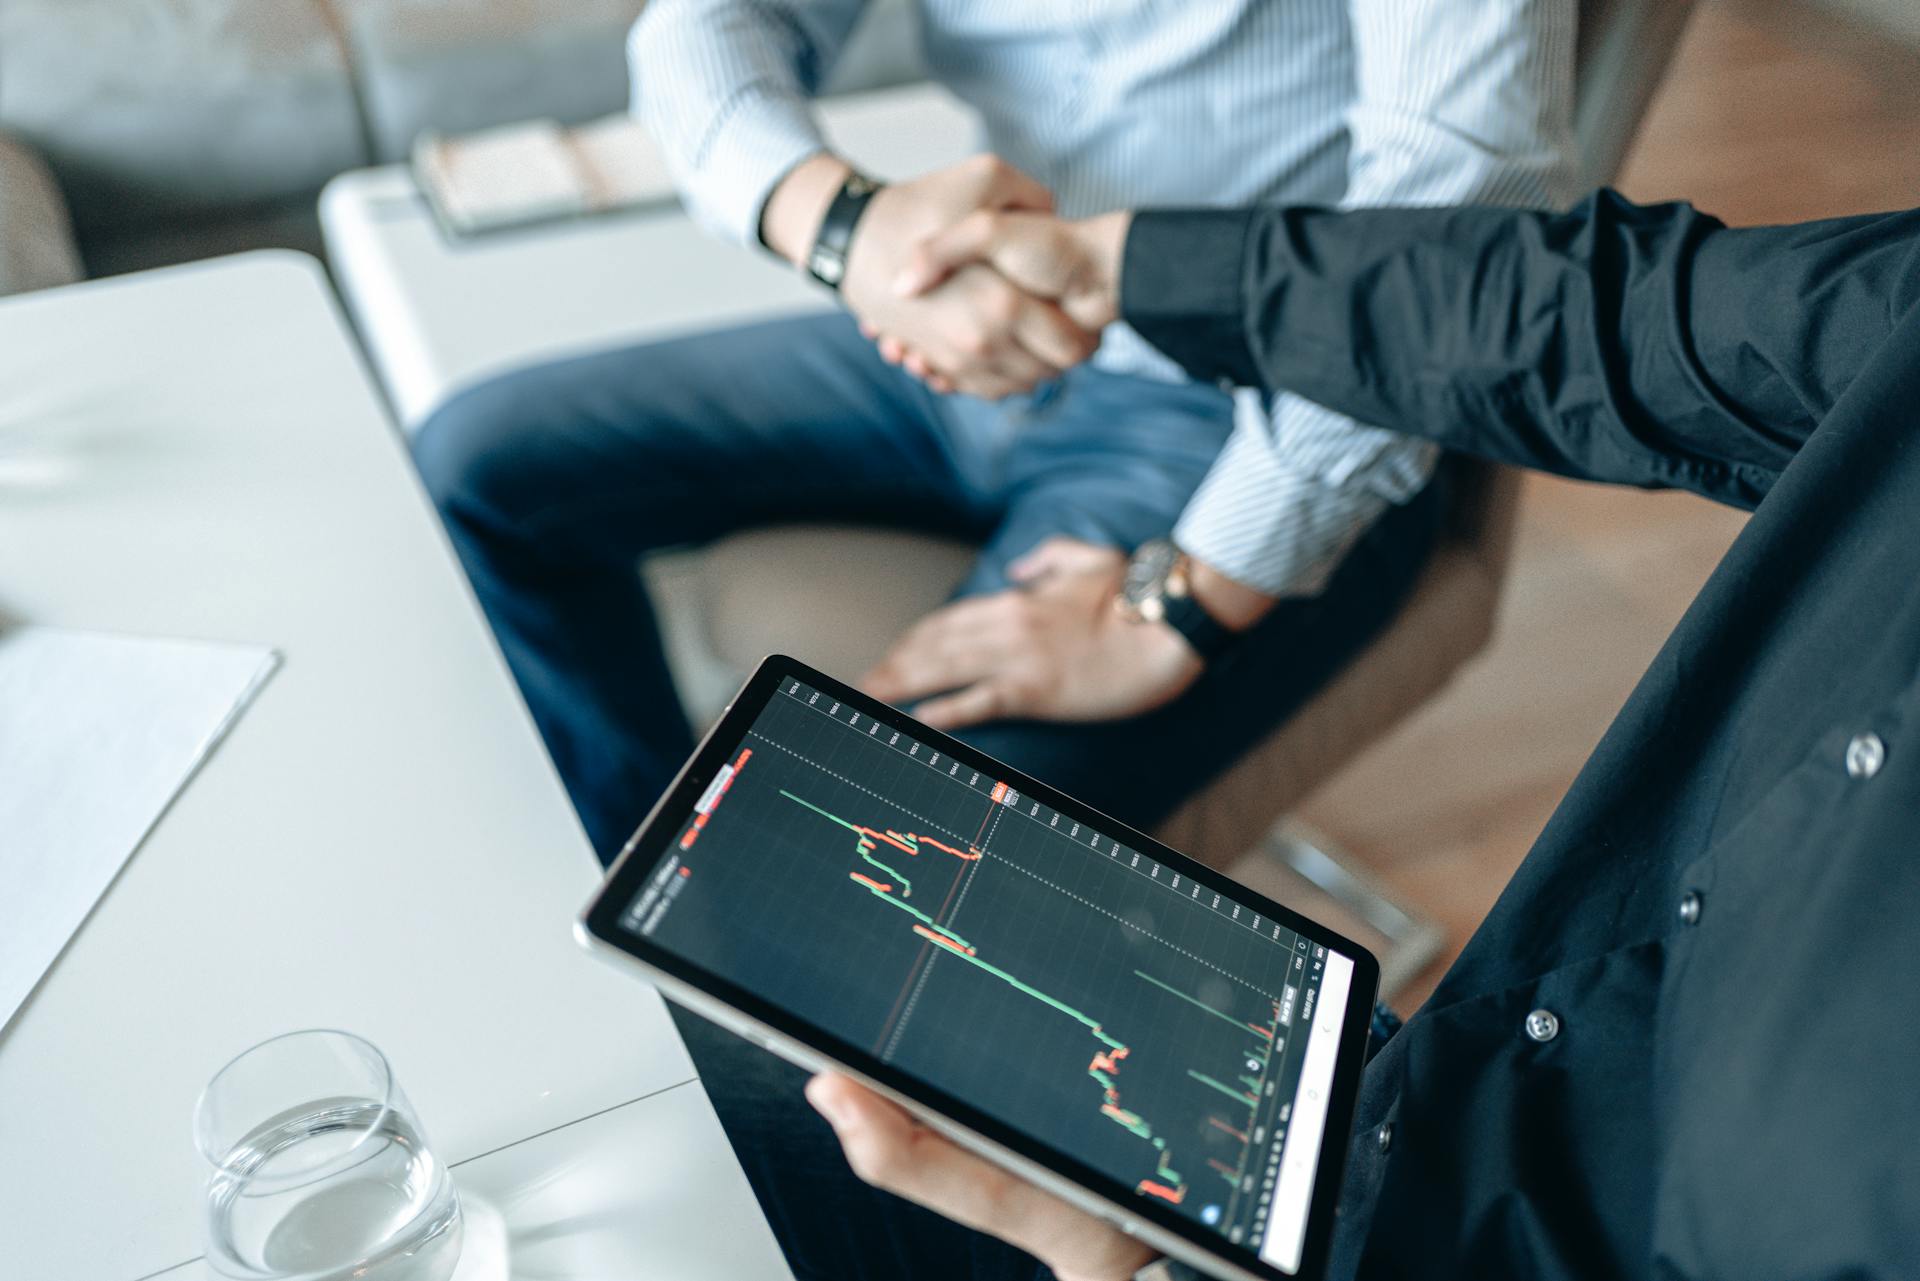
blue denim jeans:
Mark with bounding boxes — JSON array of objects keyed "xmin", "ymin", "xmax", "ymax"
[{"xmin": 412, "ymin": 310, "xmax": 1442, "ymax": 1280}]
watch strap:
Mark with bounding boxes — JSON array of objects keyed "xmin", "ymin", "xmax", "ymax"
[
  {"xmin": 1160, "ymin": 589, "xmax": 1237, "ymax": 663},
  {"xmin": 806, "ymin": 171, "xmax": 881, "ymax": 290}
]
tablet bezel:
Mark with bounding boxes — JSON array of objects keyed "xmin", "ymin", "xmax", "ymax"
[{"xmin": 580, "ymin": 654, "xmax": 1378, "ymax": 1281}]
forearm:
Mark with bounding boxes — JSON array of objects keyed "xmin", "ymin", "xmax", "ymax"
[
  {"xmin": 1170, "ymin": 0, "xmax": 1575, "ymax": 603},
  {"xmin": 759, "ymin": 152, "xmax": 852, "ymax": 266},
  {"xmin": 1122, "ymin": 194, "xmax": 1920, "ymax": 507},
  {"xmin": 628, "ymin": 0, "xmax": 864, "ymax": 246}
]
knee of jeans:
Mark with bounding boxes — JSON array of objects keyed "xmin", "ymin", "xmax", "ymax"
[{"xmin": 410, "ymin": 374, "xmax": 549, "ymax": 533}]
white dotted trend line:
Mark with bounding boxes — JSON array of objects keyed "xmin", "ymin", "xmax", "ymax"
[
  {"xmin": 746, "ymin": 730, "xmax": 978, "ymax": 847},
  {"xmin": 975, "ymin": 852, "xmax": 1284, "ymax": 1003},
  {"xmin": 754, "ymin": 721, "xmax": 1282, "ymax": 1002}
]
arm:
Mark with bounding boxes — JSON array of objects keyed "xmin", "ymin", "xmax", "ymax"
[
  {"xmin": 628, "ymin": 0, "xmax": 867, "ymax": 246},
  {"xmin": 630, "ymin": 0, "xmax": 1096, "ymax": 396},
  {"xmin": 807, "ymin": 191, "xmax": 1920, "ymax": 1281},
  {"xmin": 1123, "ymin": 193, "xmax": 1920, "ymax": 506},
  {"xmin": 1170, "ymin": 0, "xmax": 1579, "ymax": 607}
]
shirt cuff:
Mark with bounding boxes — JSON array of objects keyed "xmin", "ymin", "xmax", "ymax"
[
  {"xmin": 674, "ymin": 85, "xmax": 829, "ymax": 248},
  {"xmin": 1173, "ymin": 393, "xmax": 1437, "ymax": 597},
  {"xmin": 1120, "ymin": 209, "xmax": 1261, "ymax": 388}
]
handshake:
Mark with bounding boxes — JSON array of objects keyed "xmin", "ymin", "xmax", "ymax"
[{"xmin": 763, "ymin": 153, "xmax": 1133, "ymax": 400}]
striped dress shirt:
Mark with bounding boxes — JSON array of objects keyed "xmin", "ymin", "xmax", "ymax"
[{"xmin": 629, "ymin": 0, "xmax": 1578, "ymax": 598}]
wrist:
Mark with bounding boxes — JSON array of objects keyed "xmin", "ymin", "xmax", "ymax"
[
  {"xmin": 1184, "ymin": 558, "xmax": 1275, "ymax": 632},
  {"xmin": 759, "ymin": 152, "xmax": 853, "ymax": 268},
  {"xmin": 1069, "ymin": 211, "xmax": 1133, "ymax": 330}
]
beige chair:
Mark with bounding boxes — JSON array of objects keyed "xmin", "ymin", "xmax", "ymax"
[{"xmin": 652, "ymin": 0, "xmax": 1696, "ymax": 993}]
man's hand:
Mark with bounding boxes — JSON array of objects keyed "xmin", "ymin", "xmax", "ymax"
[
  {"xmin": 875, "ymin": 210, "xmax": 1135, "ymax": 388},
  {"xmin": 806, "ymin": 1072, "xmax": 1154, "ymax": 1281},
  {"xmin": 762, "ymin": 153, "xmax": 1101, "ymax": 399},
  {"xmin": 860, "ymin": 536, "xmax": 1203, "ymax": 731}
]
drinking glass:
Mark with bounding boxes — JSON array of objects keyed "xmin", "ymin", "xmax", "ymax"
[{"xmin": 194, "ymin": 1030, "xmax": 464, "ymax": 1281}]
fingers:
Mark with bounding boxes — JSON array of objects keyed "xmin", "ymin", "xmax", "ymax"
[
  {"xmin": 806, "ymin": 1073, "xmax": 1154, "ymax": 1277},
  {"xmin": 913, "ymin": 682, "xmax": 1005, "ymax": 731},
  {"xmin": 1011, "ymin": 297, "xmax": 1100, "ymax": 374},
  {"xmin": 967, "ymin": 154, "xmax": 1055, "ymax": 214},
  {"xmin": 860, "ymin": 600, "xmax": 1003, "ymax": 706},
  {"xmin": 898, "ymin": 210, "xmax": 1087, "ymax": 306},
  {"xmin": 806, "ymin": 1074, "xmax": 1029, "ymax": 1238},
  {"xmin": 1006, "ymin": 536, "xmax": 1118, "ymax": 585},
  {"xmin": 874, "ymin": 334, "xmax": 958, "ymax": 395},
  {"xmin": 930, "ymin": 268, "xmax": 1082, "ymax": 398},
  {"xmin": 895, "ymin": 209, "xmax": 1004, "ymax": 297},
  {"xmin": 977, "ymin": 339, "xmax": 1057, "ymax": 400},
  {"xmin": 901, "ymin": 349, "xmax": 953, "ymax": 394}
]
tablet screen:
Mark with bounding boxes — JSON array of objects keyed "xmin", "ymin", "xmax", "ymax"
[{"xmin": 612, "ymin": 673, "xmax": 1363, "ymax": 1275}]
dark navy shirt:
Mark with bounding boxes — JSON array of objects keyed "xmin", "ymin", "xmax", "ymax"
[{"xmin": 1124, "ymin": 192, "xmax": 1920, "ymax": 1280}]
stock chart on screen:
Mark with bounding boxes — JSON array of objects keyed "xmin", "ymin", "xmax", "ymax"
[{"xmin": 621, "ymin": 677, "xmax": 1353, "ymax": 1265}]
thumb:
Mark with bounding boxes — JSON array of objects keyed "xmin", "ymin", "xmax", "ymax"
[
  {"xmin": 979, "ymin": 158, "xmax": 1055, "ymax": 214},
  {"xmin": 894, "ymin": 210, "xmax": 1004, "ymax": 297},
  {"xmin": 1008, "ymin": 536, "xmax": 1111, "ymax": 584}
]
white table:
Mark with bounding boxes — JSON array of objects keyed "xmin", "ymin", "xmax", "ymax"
[
  {"xmin": 0, "ymin": 255, "xmax": 789, "ymax": 1281},
  {"xmin": 321, "ymin": 84, "xmax": 981, "ymax": 428}
]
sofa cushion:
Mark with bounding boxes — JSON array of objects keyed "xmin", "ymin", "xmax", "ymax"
[
  {"xmin": 341, "ymin": 0, "xmax": 927, "ymax": 164},
  {"xmin": 335, "ymin": 0, "xmax": 648, "ymax": 162},
  {"xmin": 0, "ymin": 0, "xmax": 368, "ymax": 238},
  {"xmin": 0, "ymin": 133, "xmax": 82, "ymax": 295}
]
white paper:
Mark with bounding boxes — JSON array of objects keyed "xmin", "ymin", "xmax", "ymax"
[{"xmin": 0, "ymin": 626, "xmax": 278, "ymax": 1032}]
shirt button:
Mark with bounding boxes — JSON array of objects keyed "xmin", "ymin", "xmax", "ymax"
[
  {"xmin": 1678, "ymin": 890, "xmax": 1703, "ymax": 925},
  {"xmin": 1524, "ymin": 1008, "xmax": 1560, "ymax": 1043},
  {"xmin": 1376, "ymin": 1121, "xmax": 1394, "ymax": 1154},
  {"xmin": 1846, "ymin": 733, "xmax": 1886, "ymax": 779}
]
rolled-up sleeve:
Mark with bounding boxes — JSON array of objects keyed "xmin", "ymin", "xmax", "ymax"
[
  {"xmin": 1172, "ymin": 0, "xmax": 1578, "ymax": 596},
  {"xmin": 628, "ymin": 0, "xmax": 867, "ymax": 246}
]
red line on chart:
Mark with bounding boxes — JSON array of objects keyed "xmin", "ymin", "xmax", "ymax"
[
  {"xmin": 1207, "ymin": 1157, "xmax": 1240, "ymax": 1178},
  {"xmin": 912, "ymin": 923, "xmax": 977, "ymax": 956},
  {"xmin": 1208, "ymin": 1116, "xmax": 1250, "ymax": 1144},
  {"xmin": 783, "ymin": 784, "xmax": 1191, "ymax": 1203},
  {"xmin": 1247, "ymin": 1022, "xmax": 1274, "ymax": 1040},
  {"xmin": 874, "ymin": 817, "xmax": 982, "ymax": 1052},
  {"xmin": 911, "ymin": 833, "xmax": 984, "ymax": 861}
]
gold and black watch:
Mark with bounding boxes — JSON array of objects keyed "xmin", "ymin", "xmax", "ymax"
[{"xmin": 1117, "ymin": 539, "xmax": 1238, "ymax": 663}]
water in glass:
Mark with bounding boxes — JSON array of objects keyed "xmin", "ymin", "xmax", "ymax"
[{"xmin": 205, "ymin": 1097, "xmax": 462, "ymax": 1281}]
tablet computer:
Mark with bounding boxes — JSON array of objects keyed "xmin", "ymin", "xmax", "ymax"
[{"xmin": 579, "ymin": 656, "xmax": 1377, "ymax": 1281}]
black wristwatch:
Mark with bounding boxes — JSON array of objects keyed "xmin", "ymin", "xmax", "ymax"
[
  {"xmin": 1117, "ymin": 539, "xmax": 1239, "ymax": 663},
  {"xmin": 806, "ymin": 170, "xmax": 883, "ymax": 289}
]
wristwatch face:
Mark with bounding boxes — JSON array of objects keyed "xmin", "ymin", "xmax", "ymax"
[
  {"xmin": 1122, "ymin": 539, "xmax": 1181, "ymax": 616},
  {"xmin": 807, "ymin": 246, "xmax": 846, "ymax": 285}
]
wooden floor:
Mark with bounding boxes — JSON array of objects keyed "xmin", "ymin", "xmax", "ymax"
[{"xmin": 1261, "ymin": 0, "xmax": 1920, "ymax": 1012}]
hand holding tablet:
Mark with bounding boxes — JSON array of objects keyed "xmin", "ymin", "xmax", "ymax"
[{"xmin": 579, "ymin": 657, "xmax": 1376, "ymax": 1281}]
